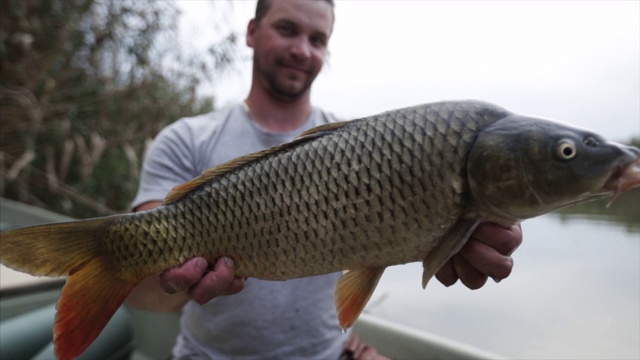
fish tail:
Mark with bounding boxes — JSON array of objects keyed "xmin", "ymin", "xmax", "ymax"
[
  {"xmin": 55, "ymin": 257, "xmax": 137, "ymax": 360},
  {"xmin": 0, "ymin": 217, "xmax": 139, "ymax": 360}
]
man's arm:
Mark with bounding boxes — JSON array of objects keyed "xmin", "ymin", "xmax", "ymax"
[{"xmin": 125, "ymin": 201, "xmax": 246, "ymax": 312}]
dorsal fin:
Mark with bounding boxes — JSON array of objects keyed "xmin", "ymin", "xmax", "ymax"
[
  {"xmin": 163, "ymin": 119, "xmax": 355, "ymax": 205},
  {"xmin": 295, "ymin": 120, "xmax": 353, "ymax": 139}
]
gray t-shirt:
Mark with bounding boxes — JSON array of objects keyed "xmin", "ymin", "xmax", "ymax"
[{"xmin": 131, "ymin": 104, "xmax": 348, "ymax": 359}]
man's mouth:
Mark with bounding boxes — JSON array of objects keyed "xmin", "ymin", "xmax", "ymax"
[{"xmin": 279, "ymin": 62, "xmax": 309, "ymax": 74}]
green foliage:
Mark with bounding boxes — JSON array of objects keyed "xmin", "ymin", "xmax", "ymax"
[{"xmin": 0, "ymin": 0, "xmax": 236, "ymax": 217}]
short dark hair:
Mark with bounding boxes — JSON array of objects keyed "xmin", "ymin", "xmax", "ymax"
[{"xmin": 255, "ymin": 0, "xmax": 335, "ymax": 25}]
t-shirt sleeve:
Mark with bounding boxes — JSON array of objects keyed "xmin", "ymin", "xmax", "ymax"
[{"xmin": 130, "ymin": 120, "xmax": 199, "ymax": 210}]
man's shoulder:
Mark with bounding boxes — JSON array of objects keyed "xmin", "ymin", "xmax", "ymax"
[
  {"xmin": 165, "ymin": 105, "xmax": 236, "ymax": 136},
  {"xmin": 151, "ymin": 105, "xmax": 242, "ymax": 153}
]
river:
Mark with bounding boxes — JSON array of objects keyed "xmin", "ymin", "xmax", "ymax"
[{"xmin": 368, "ymin": 189, "xmax": 640, "ymax": 359}]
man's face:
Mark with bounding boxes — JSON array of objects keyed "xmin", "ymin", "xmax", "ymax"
[{"xmin": 247, "ymin": 0, "xmax": 333, "ymax": 102}]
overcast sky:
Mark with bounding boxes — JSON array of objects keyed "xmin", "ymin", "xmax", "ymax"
[{"xmin": 179, "ymin": 0, "xmax": 639, "ymax": 142}]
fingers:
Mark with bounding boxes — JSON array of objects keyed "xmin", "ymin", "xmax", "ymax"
[
  {"xmin": 434, "ymin": 258, "xmax": 458, "ymax": 287},
  {"xmin": 344, "ymin": 332, "xmax": 365, "ymax": 359},
  {"xmin": 160, "ymin": 257, "xmax": 208, "ymax": 294},
  {"xmin": 159, "ymin": 256, "xmax": 246, "ymax": 305},
  {"xmin": 189, "ymin": 257, "xmax": 246, "ymax": 304},
  {"xmin": 435, "ymin": 223, "xmax": 523, "ymax": 289},
  {"xmin": 344, "ymin": 332, "xmax": 390, "ymax": 360},
  {"xmin": 461, "ymin": 238, "xmax": 514, "ymax": 283},
  {"xmin": 453, "ymin": 252, "xmax": 488, "ymax": 289},
  {"xmin": 472, "ymin": 222, "xmax": 523, "ymax": 255}
]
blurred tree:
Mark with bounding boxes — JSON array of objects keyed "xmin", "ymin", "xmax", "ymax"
[{"xmin": 0, "ymin": 0, "xmax": 237, "ymax": 217}]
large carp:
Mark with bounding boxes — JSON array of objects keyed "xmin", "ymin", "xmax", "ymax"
[{"xmin": 1, "ymin": 100, "xmax": 639, "ymax": 359}]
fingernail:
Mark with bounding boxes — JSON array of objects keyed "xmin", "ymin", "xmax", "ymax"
[
  {"xmin": 195, "ymin": 258, "xmax": 207, "ymax": 272},
  {"xmin": 223, "ymin": 256, "xmax": 234, "ymax": 268},
  {"xmin": 165, "ymin": 281, "xmax": 180, "ymax": 294},
  {"xmin": 492, "ymin": 277, "xmax": 502, "ymax": 283}
]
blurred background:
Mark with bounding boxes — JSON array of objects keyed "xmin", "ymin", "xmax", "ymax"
[{"xmin": 1, "ymin": 1, "xmax": 638, "ymax": 359}]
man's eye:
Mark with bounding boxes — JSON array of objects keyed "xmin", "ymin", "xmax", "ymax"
[
  {"xmin": 310, "ymin": 36, "xmax": 326, "ymax": 47},
  {"xmin": 278, "ymin": 25, "xmax": 294, "ymax": 35}
]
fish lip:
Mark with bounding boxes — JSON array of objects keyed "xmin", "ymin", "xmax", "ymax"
[
  {"xmin": 616, "ymin": 158, "xmax": 640, "ymax": 192},
  {"xmin": 604, "ymin": 154, "xmax": 640, "ymax": 206}
]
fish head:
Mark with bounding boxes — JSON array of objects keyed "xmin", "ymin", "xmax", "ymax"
[{"xmin": 467, "ymin": 114, "xmax": 640, "ymax": 224}]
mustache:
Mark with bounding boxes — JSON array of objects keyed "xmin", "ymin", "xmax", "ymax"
[{"xmin": 276, "ymin": 58, "xmax": 312, "ymax": 73}]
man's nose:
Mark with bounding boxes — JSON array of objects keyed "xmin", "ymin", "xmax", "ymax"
[{"xmin": 290, "ymin": 37, "xmax": 311, "ymax": 60}]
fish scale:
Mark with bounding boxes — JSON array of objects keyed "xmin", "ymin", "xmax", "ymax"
[{"xmin": 187, "ymin": 105, "xmax": 458, "ymax": 277}]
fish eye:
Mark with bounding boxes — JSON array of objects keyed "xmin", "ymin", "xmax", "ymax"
[{"xmin": 556, "ymin": 139, "xmax": 577, "ymax": 160}]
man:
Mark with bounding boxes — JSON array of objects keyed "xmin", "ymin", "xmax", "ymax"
[{"xmin": 127, "ymin": 1, "xmax": 522, "ymax": 359}]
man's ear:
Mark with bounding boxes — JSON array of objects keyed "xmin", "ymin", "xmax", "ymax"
[{"xmin": 246, "ymin": 19, "xmax": 257, "ymax": 48}]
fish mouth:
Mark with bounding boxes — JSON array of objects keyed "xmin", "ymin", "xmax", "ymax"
[{"xmin": 605, "ymin": 153, "xmax": 640, "ymax": 206}]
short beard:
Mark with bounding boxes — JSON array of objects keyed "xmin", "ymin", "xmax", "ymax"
[
  {"xmin": 266, "ymin": 73, "xmax": 314, "ymax": 102},
  {"xmin": 254, "ymin": 56, "xmax": 317, "ymax": 102}
]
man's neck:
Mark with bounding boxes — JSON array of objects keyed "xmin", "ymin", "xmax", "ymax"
[{"xmin": 244, "ymin": 90, "xmax": 312, "ymax": 133}]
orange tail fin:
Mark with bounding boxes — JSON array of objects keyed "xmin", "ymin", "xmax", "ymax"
[
  {"xmin": 55, "ymin": 258, "xmax": 138, "ymax": 360},
  {"xmin": 0, "ymin": 216, "xmax": 140, "ymax": 360}
]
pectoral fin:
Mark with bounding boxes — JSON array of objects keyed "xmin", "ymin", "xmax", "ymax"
[
  {"xmin": 422, "ymin": 218, "xmax": 481, "ymax": 288},
  {"xmin": 335, "ymin": 267, "xmax": 386, "ymax": 329}
]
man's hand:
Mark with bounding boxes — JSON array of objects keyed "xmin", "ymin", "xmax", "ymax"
[
  {"xmin": 342, "ymin": 332, "xmax": 390, "ymax": 360},
  {"xmin": 160, "ymin": 256, "xmax": 246, "ymax": 304},
  {"xmin": 130, "ymin": 200, "xmax": 246, "ymax": 310},
  {"xmin": 435, "ymin": 223, "xmax": 523, "ymax": 289}
]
